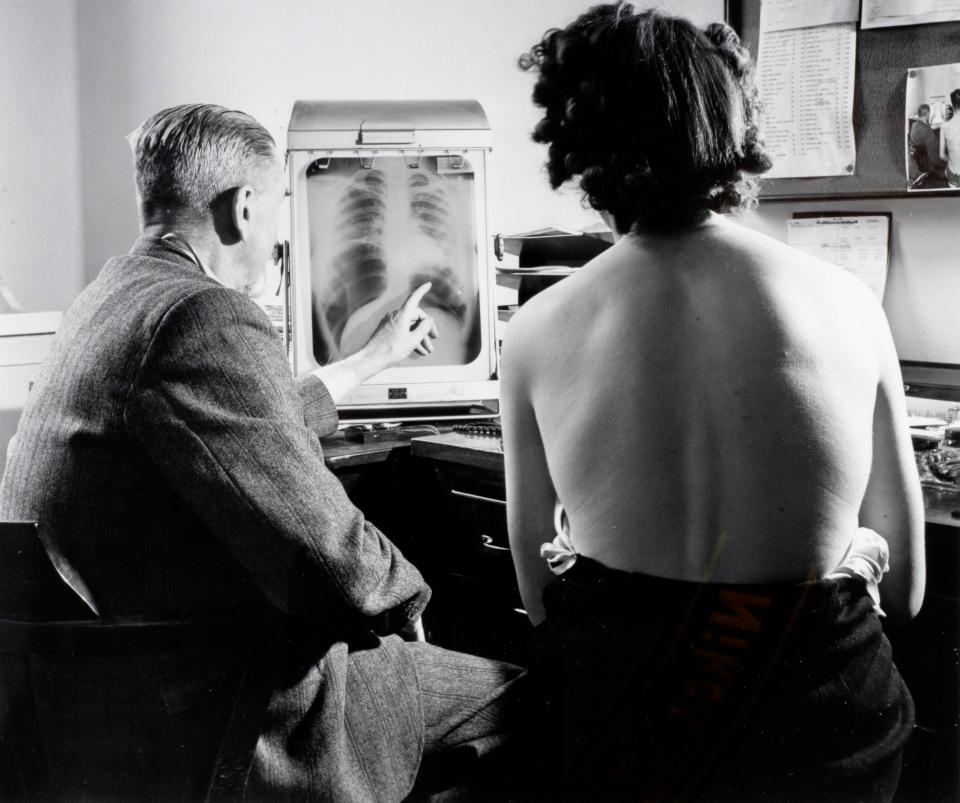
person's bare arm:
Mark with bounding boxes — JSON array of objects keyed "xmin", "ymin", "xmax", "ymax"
[
  {"xmin": 859, "ymin": 306, "xmax": 926, "ymax": 624},
  {"xmin": 940, "ymin": 128, "xmax": 948, "ymax": 163},
  {"xmin": 501, "ymin": 315, "xmax": 559, "ymax": 625}
]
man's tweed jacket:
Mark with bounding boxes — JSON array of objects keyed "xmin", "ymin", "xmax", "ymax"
[{"xmin": 0, "ymin": 235, "xmax": 432, "ymax": 800}]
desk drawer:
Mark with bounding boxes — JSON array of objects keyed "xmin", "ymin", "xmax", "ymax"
[
  {"xmin": 441, "ymin": 486, "xmax": 519, "ymax": 604},
  {"xmin": 448, "ymin": 487, "xmax": 508, "ymax": 547}
]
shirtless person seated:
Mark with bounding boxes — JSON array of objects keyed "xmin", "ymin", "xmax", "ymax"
[{"xmin": 501, "ymin": 4, "xmax": 925, "ymax": 801}]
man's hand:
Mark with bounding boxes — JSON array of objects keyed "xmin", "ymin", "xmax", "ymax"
[
  {"xmin": 364, "ymin": 283, "xmax": 439, "ymax": 368},
  {"xmin": 306, "ymin": 283, "xmax": 440, "ymax": 402}
]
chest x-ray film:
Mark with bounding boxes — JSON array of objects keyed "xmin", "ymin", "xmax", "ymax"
[
  {"xmin": 306, "ymin": 155, "xmax": 481, "ymax": 367},
  {"xmin": 286, "ymin": 100, "xmax": 498, "ymax": 417}
]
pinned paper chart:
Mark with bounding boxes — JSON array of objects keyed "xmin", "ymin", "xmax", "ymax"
[
  {"xmin": 757, "ymin": 0, "xmax": 858, "ymax": 179},
  {"xmin": 787, "ymin": 215, "xmax": 891, "ymax": 301}
]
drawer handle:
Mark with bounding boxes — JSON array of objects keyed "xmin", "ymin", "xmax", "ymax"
[
  {"xmin": 481, "ymin": 534, "xmax": 511, "ymax": 553},
  {"xmin": 451, "ymin": 489, "xmax": 506, "ymax": 506}
]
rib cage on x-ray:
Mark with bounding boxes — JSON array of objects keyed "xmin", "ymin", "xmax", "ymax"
[
  {"xmin": 307, "ymin": 156, "xmax": 481, "ymax": 366},
  {"xmin": 407, "ymin": 173, "xmax": 470, "ymax": 327},
  {"xmin": 324, "ymin": 170, "xmax": 388, "ymax": 346}
]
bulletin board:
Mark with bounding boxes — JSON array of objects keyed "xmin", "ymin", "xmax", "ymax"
[{"xmin": 727, "ymin": 0, "xmax": 960, "ymax": 200}]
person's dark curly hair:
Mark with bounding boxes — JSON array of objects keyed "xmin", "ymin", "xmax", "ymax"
[{"xmin": 520, "ymin": 3, "xmax": 772, "ymax": 234}]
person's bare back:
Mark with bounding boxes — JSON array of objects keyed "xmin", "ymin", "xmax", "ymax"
[
  {"xmin": 502, "ymin": 215, "xmax": 924, "ymax": 624},
  {"xmin": 505, "ymin": 10, "xmax": 923, "ymax": 797}
]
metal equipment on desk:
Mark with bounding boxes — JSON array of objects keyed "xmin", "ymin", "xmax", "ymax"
[{"xmin": 284, "ymin": 100, "xmax": 500, "ymax": 422}]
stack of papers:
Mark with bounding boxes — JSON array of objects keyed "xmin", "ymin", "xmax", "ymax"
[
  {"xmin": 495, "ymin": 225, "xmax": 614, "ymax": 271},
  {"xmin": 498, "ymin": 226, "xmax": 612, "ymax": 258}
]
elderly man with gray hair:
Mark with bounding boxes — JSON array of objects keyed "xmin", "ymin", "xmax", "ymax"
[{"xmin": 0, "ymin": 103, "xmax": 523, "ymax": 801}]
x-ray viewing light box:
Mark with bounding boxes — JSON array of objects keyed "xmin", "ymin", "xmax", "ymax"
[{"xmin": 286, "ymin": 100, "xmax": 499, "ymax": 421}]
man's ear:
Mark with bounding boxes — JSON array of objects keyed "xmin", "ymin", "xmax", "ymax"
[{"xmin": 230, "ymin": 185, "xmax": 255, "ymax": 241}]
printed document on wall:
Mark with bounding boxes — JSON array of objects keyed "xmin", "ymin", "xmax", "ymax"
[
  {"xmin": 787, "ymin": 215, "xmax": 891, "ymax": 301},
  {"xmin": 863, "ymin": 0, "xmax": 960, "ymax": 29},
  {"xmin": 757, "ymin": 0, "xmax": 858, "ymax": 179}
]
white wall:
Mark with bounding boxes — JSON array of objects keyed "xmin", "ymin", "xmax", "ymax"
[
  {"xmin": 3, "ymin": 0, "xmax": 952, "ymax": 369},
  {"xmin": 0, "ymin": 0, "xmax": 84, "ymax": 311},
  {"xmin": 73, "ymin": 0, "xmax": 724, "ymax": 281}
]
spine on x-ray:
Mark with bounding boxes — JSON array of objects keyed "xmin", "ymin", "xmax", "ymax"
[{"xmin": 323, "ymin": 170, "xmax": 390, "ymax": 348}]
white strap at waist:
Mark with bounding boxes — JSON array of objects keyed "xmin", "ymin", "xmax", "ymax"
[
  {"xmin": 825, "ymin": 526, "xmax": 890, "ymax": 617},
  {"xmin": 541, "ymin": 506, "xmax": 891, "ymax": 617}
]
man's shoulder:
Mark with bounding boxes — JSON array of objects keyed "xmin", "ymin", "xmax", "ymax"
[
  {"xmin": 71, "ymin": 255, "xmax": 269, "ymax": 362},
  {"xmin": 91, "ymin": 250, "xmax": 207, "ymax": 303},
  {"xmin": 109, "ymin": 250, "xmax": 206, "ymax": 285},
  {"xmin": 104, "ymin": 253, "xmax": 257, "ymax": 320}
]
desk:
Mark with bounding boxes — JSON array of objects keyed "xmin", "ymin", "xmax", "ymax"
[
  {"xmin": 319, "ymin": 431, "xmax": 408, "ymax": 471},
  {"xmin": 317, "ymin": 428, "xmax": 490, "ymax": 472},
  {"xmin": 320, "ymin": 430, "xmax": 529, "ymax": 664},
  {"xmin": 410, "ymin": 433, "xmax": 503, "ymax": 475},
  {"xmin": 924, "ymin": 487, "xmax": 960, "ymax": 528},
  {"xmin": 320, "ymin": 431, "xmax": 504, "ymax": 472}
]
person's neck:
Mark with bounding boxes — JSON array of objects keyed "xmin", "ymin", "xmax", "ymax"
[
  {"xmin": 142, "ymin": 220, "xmax": 239, "ymax": 289},
  {"xmin": 622, "ymin": 210, "xmax": 727, "ymax": 244}
]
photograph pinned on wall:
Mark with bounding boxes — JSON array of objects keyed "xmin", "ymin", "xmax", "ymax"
[
  {"xmin": 905, "ymin": 62, "xmax": 960, "ymax": 191},
  {"xmin": 863, "ymin": 0, "xmax": 960, "ymax": 29}
]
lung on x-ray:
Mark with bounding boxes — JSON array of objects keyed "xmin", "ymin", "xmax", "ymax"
[{"xmin": 305, "ymin": 155, "xmax": 481, "ymax": 367}]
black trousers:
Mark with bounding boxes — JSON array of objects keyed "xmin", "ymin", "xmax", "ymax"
[{"xmin": 518, "ymin": 557, "xmax": 914, "ymax": 803}]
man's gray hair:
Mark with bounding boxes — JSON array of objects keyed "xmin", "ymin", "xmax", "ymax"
[{"xmin": 128, "ymin": 103, "xmax": 276, "ymax": 221}]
